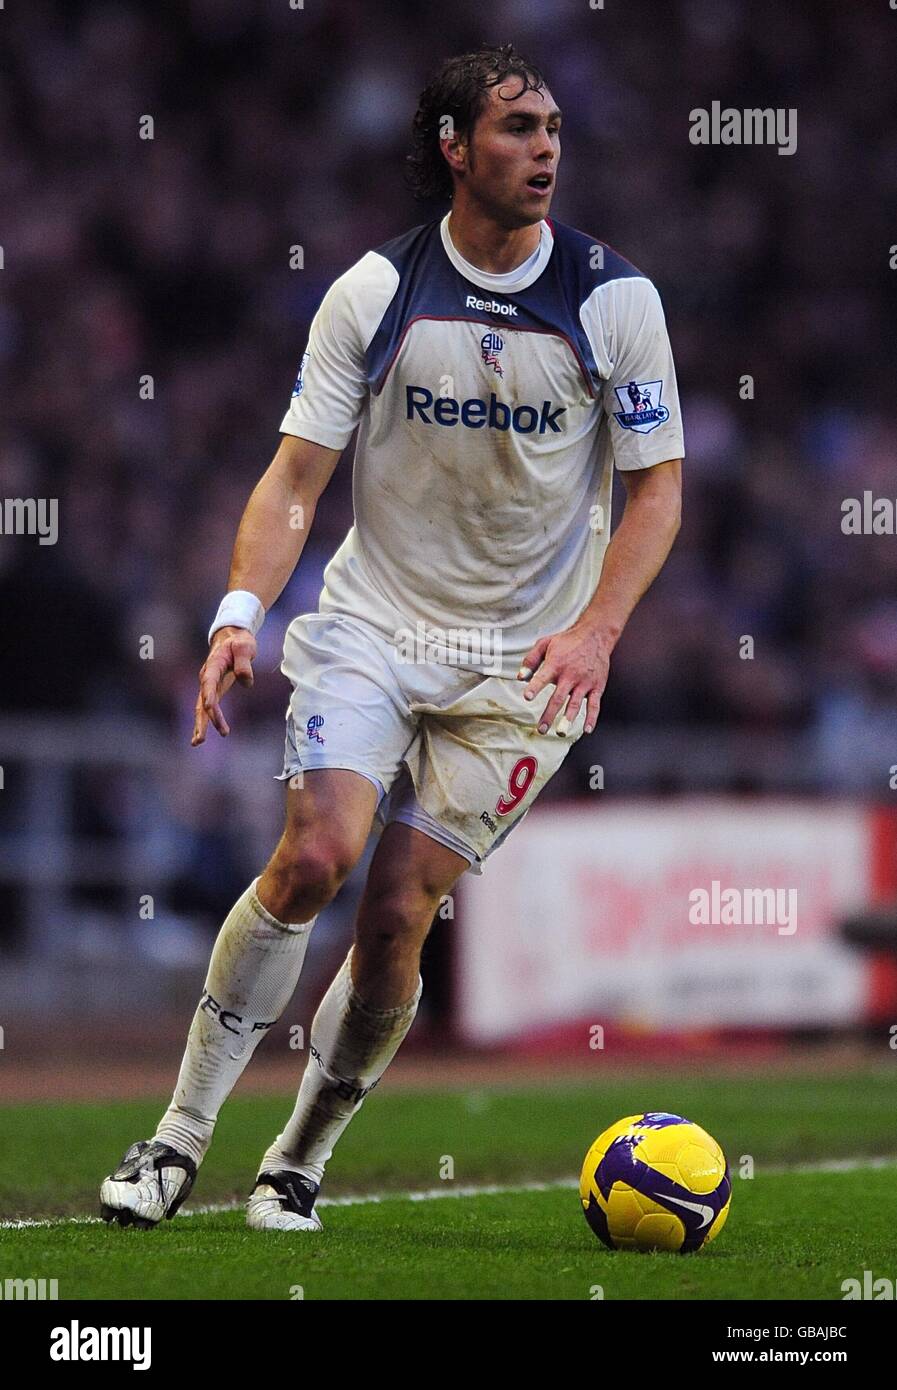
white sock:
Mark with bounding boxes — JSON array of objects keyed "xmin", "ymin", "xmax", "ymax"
[
  {"xmin": 260, "ymin": 949, "xmax": 421, "ymax": 1184},
  {"xmin": 155, "ymin": 878, "xmax": 314, "ymax": 1167}
]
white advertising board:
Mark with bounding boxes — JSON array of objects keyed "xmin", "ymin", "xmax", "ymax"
[{"xmin": 457, "ymin": 801, "xmax": 872, "ymax": 1043}]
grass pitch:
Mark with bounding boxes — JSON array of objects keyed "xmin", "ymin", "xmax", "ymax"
[{"xmin": 1, "ymin": 1072, "xmax": 894, "ymax": 1300}]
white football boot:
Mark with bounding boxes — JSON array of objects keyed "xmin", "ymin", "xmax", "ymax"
[
  {"xmin": 100, "ymin": 1139, "xmax": 197, "ymax": 1229},
  {"xmin": 246, "ymin": 1170, "xmax": 323, "ymax": 1232}
]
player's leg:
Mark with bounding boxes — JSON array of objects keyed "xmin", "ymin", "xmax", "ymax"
[
  {"xmin": 403, "ymin": 669, "xmax": 589, "ymax": 870},
  {"xmin": 156, "ymin": 767, "xmax": 379, "ymax": 1154},
  {"xmin": 247, "ymin": 821, "xmax": 467, "ymax": 1230},
  {"xmin": 99, "ymin": 769, "xmax": 377, "ymax": 1229}
]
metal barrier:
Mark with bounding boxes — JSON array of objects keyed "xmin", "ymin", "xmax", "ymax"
[{"xmin": 0, "ymin": 716, "xmax": 284, "ymax": 959}]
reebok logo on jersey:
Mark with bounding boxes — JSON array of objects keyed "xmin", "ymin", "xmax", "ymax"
[
  {"xmin": 406, "ymin": 387, "xmax": 566, "ymax": 434},
  {"xmin": 465, "ymin": 294, "xmax": 518, "ymax": 317}
]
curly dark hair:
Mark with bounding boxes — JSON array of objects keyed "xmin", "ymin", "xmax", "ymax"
[{"xmin": 406, "ymin": 44, "xmax": 547, "ymax": 203}]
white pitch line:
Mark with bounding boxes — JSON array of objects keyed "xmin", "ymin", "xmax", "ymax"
[
  {"xmin": 0, "ymin": 1178, "xmax": 576, "ymax": 1229},
  {"xmin": 3, "ymin": 1157, "xmax": 896, "ymax": 1231},
  {"xmin": 770, "ymin": 1155, "xmax": 897, "ymax": 1175}
]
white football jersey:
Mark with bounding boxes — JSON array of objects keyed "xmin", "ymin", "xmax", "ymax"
[{"xmin": 280, "ymin": 214, "xmax": 684, "ymax": 675}]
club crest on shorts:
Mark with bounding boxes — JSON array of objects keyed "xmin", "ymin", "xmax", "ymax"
[
  {"xmin": 613, "ymin": 379, "xmax": 670, "ymax": 434},
  {"xmin": 292, "ymin": 350, "xmax": 311, "ymax": 398},
  {"xmin": 305, "ymin": 713, "xmax": 325, "ymax": 745},
  {"xmin": 480, "ymin": 331, "xmax": 504, "ymax": 377}
]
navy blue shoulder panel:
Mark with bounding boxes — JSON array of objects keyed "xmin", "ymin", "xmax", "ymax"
[
  {"xmin": 547, "ymin": 220, "xmax": 646, "ymax": 291},
  {"xmin": 366, "ymin": 220, "xmax": 459, "ymax": 393},
  {"xmin": 519, "ymin": 221, "xmax": 647, "ymax": 391},
  {"xmin": 365, "ymin": 218, "xmax": 647, "ymax": 396}
]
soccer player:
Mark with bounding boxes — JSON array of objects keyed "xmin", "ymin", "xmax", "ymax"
[{"xmin": 100, "ymin": 44, "xmax": 683, "ymax": 1231}]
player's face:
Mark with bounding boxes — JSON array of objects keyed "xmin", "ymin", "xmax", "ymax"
[{"xmin": 463, "ymin": 79, "xmax": 561, "ymax": 227}]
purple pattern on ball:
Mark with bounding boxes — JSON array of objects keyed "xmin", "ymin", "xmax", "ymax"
[{"xmin": 594, "ymin": 1132, "xmax": 730, "ymax": 1251}]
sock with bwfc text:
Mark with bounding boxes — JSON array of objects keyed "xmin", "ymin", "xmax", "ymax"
[
  {"xmin": 259, "ymin": 947, "xmax": 422, "ymax": 1185},
  {"xmin": 154, "ymin": 878, "xmax": 315, "ymax": 1167}
]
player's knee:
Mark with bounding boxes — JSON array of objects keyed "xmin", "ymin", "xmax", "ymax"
[
  {"xmin": 267, "ymin": 839, "xmax": 357, "ymax": 920},
  {"xmin": 359, "ymin": 882, "xmax": 441, "ymax": 949}
]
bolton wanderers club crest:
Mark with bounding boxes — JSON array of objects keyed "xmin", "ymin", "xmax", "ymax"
[
  {"xmin": 306, "ymin": 713, "xmax": 325, "ymax": 745},
  {"xmin": 480, "ymin": 331, "xmax": 504, "ymax": 377},
  {"xmin": 613, "ymin": 379, "xmax": 670, "ymax": 434}
]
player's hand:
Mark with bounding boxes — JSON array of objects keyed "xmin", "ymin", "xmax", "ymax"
[
  {"xmin": 192, "ymin": 626, "xmax": 257, "ymax": 745},
  {"xmin": 517, "ymin": 622, "xmax": 612, "ymax": 737}
]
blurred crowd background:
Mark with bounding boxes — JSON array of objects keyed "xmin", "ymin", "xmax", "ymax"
[{"xmin": 1, "ymin": 0, "xmax": 895, "ymax": 973}]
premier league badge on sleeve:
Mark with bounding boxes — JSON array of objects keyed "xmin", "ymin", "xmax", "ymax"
[
  {"xmin": 613, "ymin": 379, "xmax": 670, "ymax": 434},
  {"xmin": 292, "ymin": 350, "xmax": 311, "ymax": 397}
]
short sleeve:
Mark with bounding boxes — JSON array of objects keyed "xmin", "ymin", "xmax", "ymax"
[
  {"xmin": 582, "ymin": 277, "xmax": 685, "ymax": 470},
  {"xmin": 280, "ymin": 252, "xmax": 400, "ymax": 452}
]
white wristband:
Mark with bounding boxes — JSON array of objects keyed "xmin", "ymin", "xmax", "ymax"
[{"xmin": 208, "ymin": 590, "xmax": 266, "ymax": 644}]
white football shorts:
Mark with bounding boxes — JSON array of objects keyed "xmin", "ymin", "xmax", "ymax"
[{"xmin": 276, "ymin": 613, "xmax": 587, "ymax": 873}]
